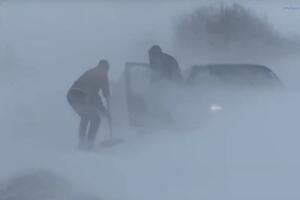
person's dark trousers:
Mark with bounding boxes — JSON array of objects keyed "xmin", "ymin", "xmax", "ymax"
[{"xmin": 67, "ymin": 89, "xmax": 101, "ymax": 150}]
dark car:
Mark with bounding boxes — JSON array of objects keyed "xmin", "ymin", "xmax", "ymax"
[
  {"xmin": 124, "ymin": 63, "xmax": 283, "ymax": 129},
  {"xmin": 186, "ymin": 64, "xmax": 283, "ymax": 113}
]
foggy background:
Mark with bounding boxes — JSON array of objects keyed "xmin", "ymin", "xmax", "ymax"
[{"xmin": 0, "ymin": 0, "xmax": 300, "ymax": 199}]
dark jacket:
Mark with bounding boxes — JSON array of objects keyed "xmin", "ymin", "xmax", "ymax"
[
  {"xmin": 150, "ymin": 52, "xmax": 182, "ymax": 83},
  {"xmin": 70, "ymin": 66, "xmax": 110, "ymax": 99}
]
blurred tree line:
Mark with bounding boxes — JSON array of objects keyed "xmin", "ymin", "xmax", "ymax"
[{"xmin": 175, "ymin": 3, "xmax": 300, "ymax": 63}]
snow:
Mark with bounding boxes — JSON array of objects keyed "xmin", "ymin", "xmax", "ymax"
[
  {"xmin": 1, "ymin": 91, "xmax": 300, "ymax": 199},
  {"xmin": 0, "ymin": 1, "xmax": 300, "ymax": 200}
]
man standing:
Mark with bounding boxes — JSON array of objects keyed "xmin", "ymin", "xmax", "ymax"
[
  {"xmin": 148, "ymin": 45, "xmax": 182, "ymax": 83},
  {"xmin": 67, "ymin": 59, "xmax": 110, "ymax": 150},
  {"xmin": 146, "ymin": 45, "xmax": 183, "ymax": 129}
]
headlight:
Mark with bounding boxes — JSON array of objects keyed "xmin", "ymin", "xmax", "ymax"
[{"xmin": 210, "ymin": 104, "xmax": 223, "ymax": 112}]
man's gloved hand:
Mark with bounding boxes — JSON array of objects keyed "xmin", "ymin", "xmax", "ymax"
[{"xmin": 96, "ymin": 103, "xmax": 110, "ymax": 118}]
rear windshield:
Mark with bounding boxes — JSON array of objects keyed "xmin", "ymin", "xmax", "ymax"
[{"xmin": 188, "ymin": 65, "xmax": 281, "ymax": 89}]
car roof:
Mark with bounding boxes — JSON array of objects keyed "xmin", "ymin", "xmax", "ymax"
[
  {"xmin": 191, "ymin": 64, "xmax": 272, "ymax": 73},
  {"xmin": 187, "ymin": 64, "xmax": 282, "ymax": 86},
  {"xmin": 190, "ymin": 64, "xmax": 279, "ymax": 78}
]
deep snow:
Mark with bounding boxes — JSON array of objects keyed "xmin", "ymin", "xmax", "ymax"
[{"xmin": 0, "ymin": 1, "xmax": 300, "ymax": 200}]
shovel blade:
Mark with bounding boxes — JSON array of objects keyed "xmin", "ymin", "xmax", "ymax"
[{"xmin": 100, "ymin": 138, "xmax": 124, "ymax": 148}]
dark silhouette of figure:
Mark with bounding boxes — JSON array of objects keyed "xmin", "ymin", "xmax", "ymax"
[
  {"xmin": 148, "ymin": 45, "xmax": 182, "ymax": 83},
  {"xmin": 67, "ymin": 59, "xmax": 110, "ymax": 150}
]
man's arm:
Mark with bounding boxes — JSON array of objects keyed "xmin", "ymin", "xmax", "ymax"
[
  {"xmin": 165, "ymin": 53, "xmax": 183, "ymax": 83},
  {"xmin": 101, "ymin": 75, "xmax": 111, "ymax": 108},
  {"xmin": 172, "ymin": 60, "xmax": 183, "ymax": 82}
]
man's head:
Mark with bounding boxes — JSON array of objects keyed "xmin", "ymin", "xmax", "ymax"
[
  {"xmin": 97, "ymin": 59, "xmax": 109, "ymax": 73},
  {"xmin": 148, "ymin": 45, "xmax": 162, "ymax": 57}
]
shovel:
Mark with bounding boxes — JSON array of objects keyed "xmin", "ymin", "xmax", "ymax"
[{"xmin": 100, "ymin": 109, "xmax": 124, "ymax": 148}]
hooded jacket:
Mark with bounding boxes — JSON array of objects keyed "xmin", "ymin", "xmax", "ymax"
[{"xmin": 70, "ymin": 66, "xmax": 110, "ymax": 99}]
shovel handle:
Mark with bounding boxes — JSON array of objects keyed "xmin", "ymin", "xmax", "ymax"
[{"xmin": 107, "ymin": 109, "xmax": 113, "ymax": 140}]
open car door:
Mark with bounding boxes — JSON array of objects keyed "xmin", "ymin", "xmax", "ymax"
[{"xmin": 125, "ymin": 62, "xmax": 152, "ymax": 129}]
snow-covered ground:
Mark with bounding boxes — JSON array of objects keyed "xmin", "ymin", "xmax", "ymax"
[
  {"xmin": 2, "ymin": 92, "xmax": 300, "ymax": 200},
  {"xmin": 0, "ymin": 1, "xmax": 300, "ymax": 199}
]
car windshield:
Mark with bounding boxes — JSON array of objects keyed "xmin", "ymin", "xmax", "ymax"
[{"xmin": 188, "ymin": 64, "xmax": 281, "ymax": 90}]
